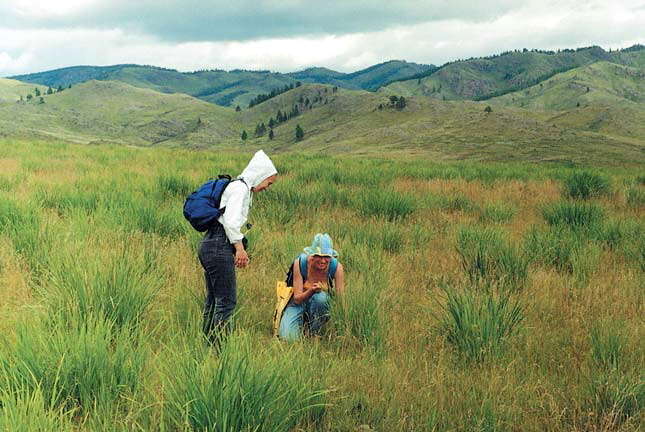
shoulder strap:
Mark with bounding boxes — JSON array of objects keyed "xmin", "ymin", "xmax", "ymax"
[
  {"xmin": 299, "ymin": 253, "xmax": 308, "ymax": 280},
  {"xmin": 328, "ymin": 258, "xmax": 338, "ymax": 279}
]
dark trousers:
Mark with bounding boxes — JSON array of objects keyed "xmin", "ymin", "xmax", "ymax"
[{"xmin": 198, "ymin": 224, "xmax": 236, "ymax": 344}]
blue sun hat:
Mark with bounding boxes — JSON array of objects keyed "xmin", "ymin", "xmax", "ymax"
[{"xmin": 304, "ymin": 233, "xmax": 338, "ymax": 257}]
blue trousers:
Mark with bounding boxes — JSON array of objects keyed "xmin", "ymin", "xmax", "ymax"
[{"xmin": 279, "ymin": 291, "xmax": 330, "ymax": 341}]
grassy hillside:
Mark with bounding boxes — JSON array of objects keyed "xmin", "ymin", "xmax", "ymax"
[
  {"xmin": 0, "ymin": 80, "xmax": 239, "ymax": 145},
  {"xmin": 0, "ymin": 139, "xmax": 642, "ymax": 430},
  {"xmin": 9, "ymin": 61, "xmax": 431, "ymax": 108},
  {"xmin": 1, "ymin": 80, "xmax": 643, "ymax": 164},
  {"xmin": 487, "ymin": 62, "xmax": 645, "ymax": 140},
  {"xmin": 0, "ymin": 79, "xmax": 47, "ymax": 102},
  {"xmin": 239, "ymin": 84, "xmax": 645, "ymax": 164},
  {"xmin": 383, "ymin": 45, "xmax": 643, "ymax": 101},
  {"xmin": 490, "ymin": 62, "xmax": 645, "ymax": 110}
]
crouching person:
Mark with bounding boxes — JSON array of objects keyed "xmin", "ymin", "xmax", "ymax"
[{"xmin": 279, "ymin": 233, "xmax": 345, "ymax": 341}]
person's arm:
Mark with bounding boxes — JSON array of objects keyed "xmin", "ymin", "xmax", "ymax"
[
  {"xmin": 292, "ymin": 258, "xmax": 320, "ymax": 304},
  {"xmin": 220, "ymin": 182, "xmax": 250, "ymax": 268},
  {"xmin": 333, "ymin": 263, "xmax": 345, "ymax": 296}
]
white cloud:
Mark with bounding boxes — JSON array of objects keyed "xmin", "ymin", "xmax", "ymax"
[{"xmin": 0, "ymin": 0, "xmax": 643, "ymax": 76}]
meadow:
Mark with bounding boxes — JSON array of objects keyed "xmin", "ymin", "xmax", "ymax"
[{"xmin": 0, "ymin": 138, "xmax": 643, "ymax": 431}]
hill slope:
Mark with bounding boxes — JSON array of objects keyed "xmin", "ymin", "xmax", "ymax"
[
  {"xmin": 0, "ymin": 80, "xmax": 238, "ymax": 145},
  {"xmin": 1, "ymin": 80, "xmax": 642, "ymax": 164},
  {"xmin": 9, "ymin": 61, "xmax": 431, "ymax": 108},
  {"xmin": 488, "ymin": 61, "xmax": 645, "ymax": 140},
  {"xmin": 237, "ymin": 84, "xmax": 644, "ymax": 164},
  {"xmin": 0, "ymin": 79, "xmax": 47, "ymax": 102},
  {"xmin": 382, "ymin": 45, "xmax": 644, "ymax": 101}
]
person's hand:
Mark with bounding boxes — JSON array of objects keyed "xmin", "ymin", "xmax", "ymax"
[
  {"xmin": 311, "ymin": 282, "xmax": 323, "ymax": 293},
  {"xmin": 235, "ymin": 248, "xmax": 249, "ymax": 268}
]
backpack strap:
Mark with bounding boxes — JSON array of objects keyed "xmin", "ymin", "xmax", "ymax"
[
  {"xmin": 327, "ymin": 258, "xmax": 338, "ymax": 289},
  {"xmin": 299, "ymin": 253, "xmax": 308, "ymax": 280}
]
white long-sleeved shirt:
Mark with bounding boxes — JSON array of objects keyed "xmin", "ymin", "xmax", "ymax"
[
  {"xmin": 217, "ymin": 180, "xmax": 250, "ymax": 244},
  {"xmin": 217, "ymin": 150, "xmax": 277, "ymax": 244}
]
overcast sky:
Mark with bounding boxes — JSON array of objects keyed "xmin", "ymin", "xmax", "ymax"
[{"xmin": 1, "ymin": 0, "xmax": 643, "ymax": 76}]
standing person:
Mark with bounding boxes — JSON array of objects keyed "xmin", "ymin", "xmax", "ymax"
[
  {"xmin": 198, "ymin": 150, "xmax": 277, "ymax": 344},
  {"xmin": 278, "ymin": 233, "xmax": 345, "ymax": 341}
]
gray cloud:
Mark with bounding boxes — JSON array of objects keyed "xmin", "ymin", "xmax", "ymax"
[
  {"xmin": 1, "ymin": 0, "xmax": 518, "ymax": 42},
  {"xmin": 0, "ymin": 0, "xmax": 643, "ymax": 76}
]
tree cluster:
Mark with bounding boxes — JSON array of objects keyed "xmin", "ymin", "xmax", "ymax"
[
  {"xmin": 378, "ymin": 95, "xmax": 407, "ymax": 110},
  {"xmin": 247, "ymin": 81, "xmax": 302, "ymax": 108}
]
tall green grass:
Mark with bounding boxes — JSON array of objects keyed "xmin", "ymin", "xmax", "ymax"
[
  {"xmin": 43, "ymin": 242, "xmax": 161, "ymax": 332},
  {"xmin": 456, "ymin": 226, "xmax": 529, "ymax": 291},
  {"xmin": 478, "ymin": 202, "xmax": 516, "ymax": 224},
  {"xmin": 2, "ymin": 316, "xmax": 146, "ymax": 417},
  {"xmin": 163, "ymin": 332, "xmax": 327, "ymax": 431},
  {"xmin": 157, "ymin": 173, "xmax": 195, "ymax": 199},
  {"xmin": 356, "ymin": 188, "xmax": 416, "ymax": 221},
  {"xmin": 523, "ymin": 227, "xmax": 601, "ymax": 282},
  {"xmin": 0, "ymin": 384, "xmax": 74, "ymax": 432},
  {"xmin": 438, "ymin": 288, "xmax": 524, "ymax": 362},
  {"xmin": 563, "ymin": 171, "xmax": 611, "ymax": 199},
  {"xmin": 542, "ymin": 201, "xmax": 605, "ymax": 231}
]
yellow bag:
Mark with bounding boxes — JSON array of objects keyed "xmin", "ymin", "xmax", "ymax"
[{"xmin": 272, "ymin": 281, "xmax": 293, "ymax": 337}]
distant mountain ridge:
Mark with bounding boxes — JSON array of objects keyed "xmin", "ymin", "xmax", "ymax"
[
  {"xmin": 9, "ymin": 60, "xmax": 433, "ymax": 108},
  {"xmin": 382, "ymin": 45, "xmax": 644, "ymax": 101}
]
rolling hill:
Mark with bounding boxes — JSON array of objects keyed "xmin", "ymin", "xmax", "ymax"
[
  {"xmin": 0, "ymin": 78, "xmax": 47, "ymax": 102},
  {"xmin": 487, "ymin": 61, "xmax": 645, "ymax": 140},
  {"xmin": 2, "ymin": 42, "xmax": 643, "ymax": 165},
  {"xmin": 8, "ymin": 61, "xmax": 432, "ymax": 109},
  {"xmin": 382, "ymin": 45, "xmax": 644, "ymax": 101},
  {"xmin": 235, "ymin": 84, "xmax": 644, "ymax": 163},
  {"xmin": 0, "ymin": 80, "xmax": 239, "ymax": 145}
]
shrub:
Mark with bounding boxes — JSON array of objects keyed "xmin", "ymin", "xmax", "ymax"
[
  {"xmin": 439, "ymin": 289, "xmax": 524, "ymax": 362},
  {"xmin": 163, "ymin": 333, "xmax": 327, "ymax": 431},
  {"xmin": 456, "ymin": 226, "xmax": 529, "ymax": 291},
  {"xmin": 542, "ymin": 201, "xmax": 605, "ymax": 231},
  {"xmin": 563, "ymin": 171, "xmax": 611, "ymax": 199}
]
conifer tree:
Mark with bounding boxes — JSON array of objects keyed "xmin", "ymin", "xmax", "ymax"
[
  {"xmin": 241, "ymin": 130, "xmax": 248, "ymax": 140},
  {"xmin": 34, "ymin": 87, "xmax": 41, "ymax": 97},
  {"xmin": 295, "ymin": 124, "xmax": 304, "ymax": 142},
  {"xmin": 269, "ymin": 129, "xmax": 274, "ymax": 140}
]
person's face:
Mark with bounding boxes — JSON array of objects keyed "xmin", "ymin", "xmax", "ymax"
[
  {"xmin": 252, "ymin": 174, "xmax": 277, "ymax": 193},
  {"xmin": 312, "ymin": 255, "xmax": 331, "ymax": 271}
]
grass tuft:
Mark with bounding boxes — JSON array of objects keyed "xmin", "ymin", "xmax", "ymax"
[
  {"xmin": 163, "ymin": 332, "xmax": 327, "ymax": 431},
  {"xmin": 456, "ymin": 226, "xmax": 529, "ymax": 291},
  {"xmin": 542, "ymin": 201, "xmax": 605, "ymax": 231},
  {"xmin": 439, "ymin": 288, "xmax": 524, "ymax": 362},
  {"xmin": 563, "ymin": 171, "xmax": 611, "ymax": 199}
]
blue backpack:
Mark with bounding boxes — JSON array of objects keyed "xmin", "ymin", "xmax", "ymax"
[
  {"xmin": 183, "ymin": 175, "xmax": 242, "ymax": 232},
  {"xmin": 285, "ymin": 253, "xmax": 338, "ymax": 290}
]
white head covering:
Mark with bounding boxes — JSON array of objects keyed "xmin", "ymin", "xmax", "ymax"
[{"xmin": 239, "ymin": 150, "xmax": 277, "ymax": 188}]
